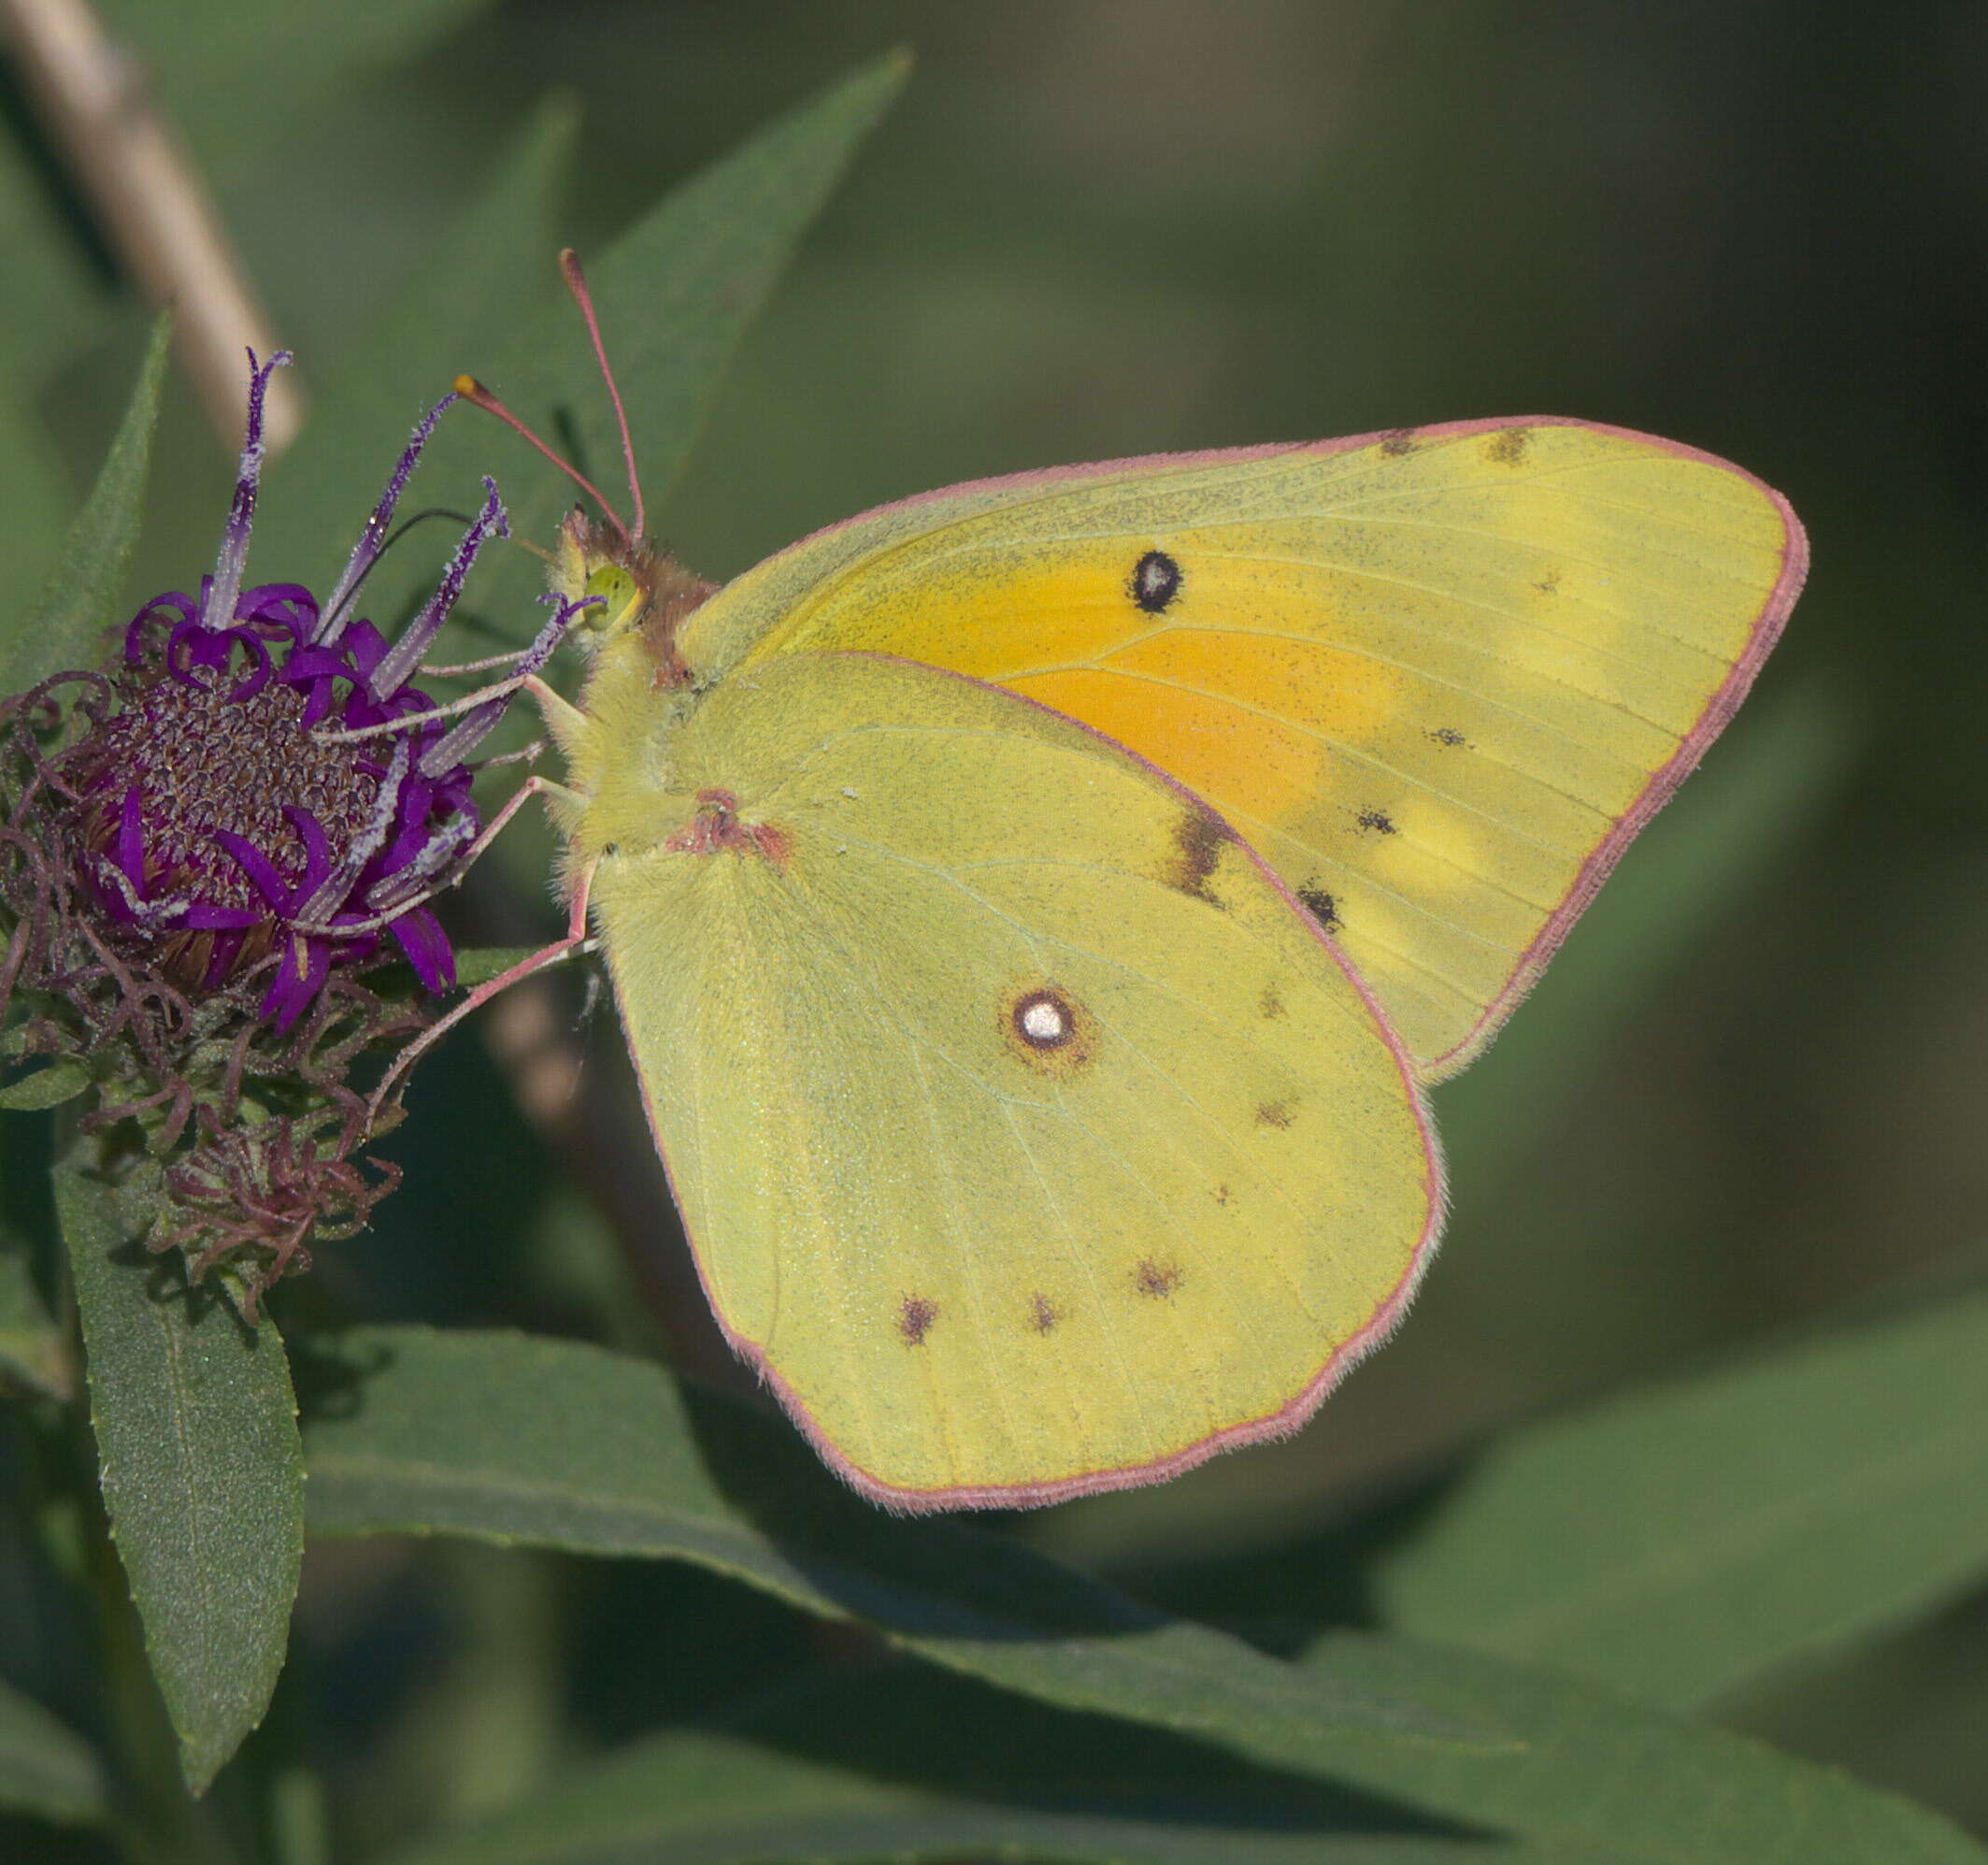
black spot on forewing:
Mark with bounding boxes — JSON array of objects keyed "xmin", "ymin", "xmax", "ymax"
[
  {"xmin": 899, "ymin": 1296, "xmax": 937, "ymax": 1345},
  {"xmin": 1379, "ymin": 428, "xmax": 1419, "ymax": 456},
  {"xmin": 1031, "ymin": 1293, "xmax": 1060, "ymax": 1333},
  {"xmin": 1256, "ymin": 1100, "xmax": 1295, "ymax": 1129},
  {"xmin": 1297, "ymin": 883, "xmax": 1339, "ymax": 932},
  {"xmin": 1484, "ymin": 427, "xmax": 1531, "ymax": 466},
  {"xmin": 1429, "ymin": 726, "xmax": 1467, "ymax": 749},
  {"xmin": 1356, "ymin": 808, "xmax": 1397, "ymax": 836},
  {"xmin": 1166, "ymin": 809, "xmax": 1233, "ymax": 905},
  {"xmin": 1535, "ymin": 567, "xmax": 1562, "ymax": 596},
  {"xmin": 1130, "ymin": 550, "xmax": 1182, "ymax": 614},
  {"xmin": 1258, "ymin": 981, "xmax": 1286, "ymax": 1020}
]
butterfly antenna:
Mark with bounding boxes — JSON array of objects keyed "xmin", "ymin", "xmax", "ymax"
[
  {"xmin": 451, "ymin": 372, "xmax": 633, "ymax": 554},
  {"xmin": 559, "ymin": 248, "xmax": 646, "ymax": 544}
]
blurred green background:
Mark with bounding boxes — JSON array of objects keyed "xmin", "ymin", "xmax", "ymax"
[{"xmin": 7, "ymin": 0, "xmax": 1986, "ymax": 1845}]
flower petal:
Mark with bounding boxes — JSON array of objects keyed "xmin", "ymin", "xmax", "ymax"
[
  {"xmin": 212, "ymin": 829, "xmax": 293, "ymax": 911},
  {"xmin": 388, "ymin": 905, "xmax": 454, "ymax": 992},
  {"xmin": 261, "ymin": 934, "xmax": 331, "ymax": 1031}
]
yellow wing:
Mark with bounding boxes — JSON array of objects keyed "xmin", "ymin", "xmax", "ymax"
[
  {"xmin": 679, "ymin": 419, "xmax": 1805, "ymax": 1076},
  {"xmin": 576, "ymin": 651, "xmax": 1439, "ymax": 1511}
]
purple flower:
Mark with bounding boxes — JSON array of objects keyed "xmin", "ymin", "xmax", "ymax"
[{"xmin": 56, "ymin": 350, "xmax": 562, "ymax": 1031}]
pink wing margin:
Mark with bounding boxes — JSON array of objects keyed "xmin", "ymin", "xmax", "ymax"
[
  {"xmin": 1399, "ymin": 421, "xmax": 1809, "ymax": 1077},
  {"xmin": 611, "ymin": 659, "xmax": 1447, "ymax": 1514},
  {"xmin": 769, "ymin": 413, "xmax": 1809, "ymax": 1083}
]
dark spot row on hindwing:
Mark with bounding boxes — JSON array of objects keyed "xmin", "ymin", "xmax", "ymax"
[
  {"xmin": 1166, "ymin": 810, "xmax": 1233, "ymax": 904},
  {"xmin": 1135, "ymin": 1259, "xmax": 1182, "ymax": 1298},
  {"xmin": 1379, "ymin": 428, "xmax": 1419, "ymax": 456},
  {"xmin": 1130, "ymin": 549, "xmax": 1182, "ymax": 614},
  {"xmin": 1484, "ymin": 426, "xmax": 1531, "ymax": 466}
]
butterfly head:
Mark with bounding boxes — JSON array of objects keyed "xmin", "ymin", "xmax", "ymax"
[
  {"xmin": 457, "ymin": 250, "xmax": 715, "ymax": 686},
  {"xmin": 552, "ymin": 504, "xmax": 712, "ymax": 682}
]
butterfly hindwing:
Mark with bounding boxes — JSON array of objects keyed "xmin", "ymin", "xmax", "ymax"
[{"xmin": 584, "ymin": 652, "xmax": 1438, "ymax": 1510}]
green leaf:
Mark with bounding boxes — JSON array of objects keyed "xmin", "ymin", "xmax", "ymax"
[
  {"xmin": 379, "ymin": 1676, "xmax": 1473, "ymax": 1865},
  {"xmin": 1375, "ymin": 1292, "xmax": 1988, "ymax": 1713},
  {"xmin": 0, "ymin": 1116, "xmax": 67, "ymax": 1402},
  {"xmin": 300, "ymin": 1327, "xmax": 1469, "ymax": 1758},
  {"xmin": 0, "ymin": 378, "xmax": 70, "ymax": 604},
  {"xmin": 0, "ymin": 123, "xmax": 113, "ymax": 385},
  {"xmin": 0, "ymin": 1678, "xmax": 107, "ymax": 1828},
  {"xmin": 253, "ymin": 94, "xmax": 580, "ymax": 595},
  {"xmin": 96, "ymin": 0, "xmax": 499, "ymax": 179},
  {"xmin": 0, "ymin": 314, "xmax": 173, "ymax": 699},
  {"xmin": 450, "ymin": 948, "xmax": 541, "ymax": 989},
  {"xmin": 377, "ymin": 1633, "xmax": 1988, "ymax": 1865},
  {"xmin": 1294, "ymin": 1632, "xmax": 1986, "ymax": 1865},
  {"xmin": 331, "ymin": 51, "xmax": 911, "ymax": 642},
  {"xmin": 569, "ymin": 51, "xmax": 913, "ymax": 516},
  {"xmin": 0, "ymin": 1061, "xmax": 93, "ymax": 1112},
  {"xmin": 60, "ymin": 1153, "xmax": 304, "ymax": 1794}
]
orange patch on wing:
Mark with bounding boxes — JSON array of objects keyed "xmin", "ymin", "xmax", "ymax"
[
  {"xmin": 1008, "ymin": 666, "xmax": 1324, "ymax": 828},
  {"xmin": 818, "ymin": 559, "xmax": 1143, "ymax": 678},
  {"xmin": 1106, "ymin": 629, "xmax": 1406, "ymax": 745}
]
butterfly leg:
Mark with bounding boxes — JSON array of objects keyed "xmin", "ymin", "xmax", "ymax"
[{"xmin": 365, "ymin": 793, "xmax": 596, "ymax": 1128}]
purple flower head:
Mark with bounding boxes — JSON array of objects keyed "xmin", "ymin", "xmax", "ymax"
[{"xmin": 56, "ymin": 349, "xmax": 551, "ymax": 1031}]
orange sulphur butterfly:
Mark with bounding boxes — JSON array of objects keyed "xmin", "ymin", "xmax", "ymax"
[{"xmin": 455, "ymin": 261, "xmax": 1805, "ymax": 1513}]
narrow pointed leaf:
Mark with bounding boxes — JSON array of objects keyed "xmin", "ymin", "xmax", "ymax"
[
  {"xmin": 253, "ymin": 95, "xmax": 579, "ymax": 587},
  {"xmin": 450, "ymin": 947, "xmax": 539, "ymax": 988},
  {"xmin": 1288, "ymin": 1632, "xmax": 1987, "ymax": 1865},
  {"xmin": 96, "ymin": 0, "xmax": 497, "ymax": 178},
  {"xmin": 0, "ymin": 1679, "xmax": 107, "ymax": 1827},
  {"xmin": 0, "ymin": 1060, "xmax": 93, "ymax": 1112},
  {"xmin": 60, "ymin": 1154, "xmax": 303, "ymax": 1793},
  {"xmin": 362, "ymin": 51, "xmax": 910, "ymax": 642},
  {"xmin": 377, "ymin": 1631, "xmax": 1986, "ymax": 1865},
  {"xmin": 571, "ymin": 50, "xmax": 912, "ymax": 514},
  {"xmin": 0, "ymin": 377, "xmax": 69, "ymax": 604},
  {"xmin": 0, "ymin": 1118, "xmax": 68, "ymax": 1402},
  {"xmin": 380, "ymin": 1723, "xmax": 1468, "ymax": 1865},
  {"xmin": 1, "ymin": 315, "xmax": 173, "ymax": 697},
  {"xmin": 300, "ymin": 1327, "xmax": 1467, "ymax": 1757},
  {"xmin": 0, "ymin": 134, "xmax": 113, "ymax": 384},
  {"xmin": 1376, "ymin": 1293, "xmax": 1988, "ymax": 1712}
]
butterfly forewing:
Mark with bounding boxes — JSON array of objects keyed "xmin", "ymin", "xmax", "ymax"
[{"xmin": 694, "ymin": 419, "xmax": 1803, "ymax": 1076}]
